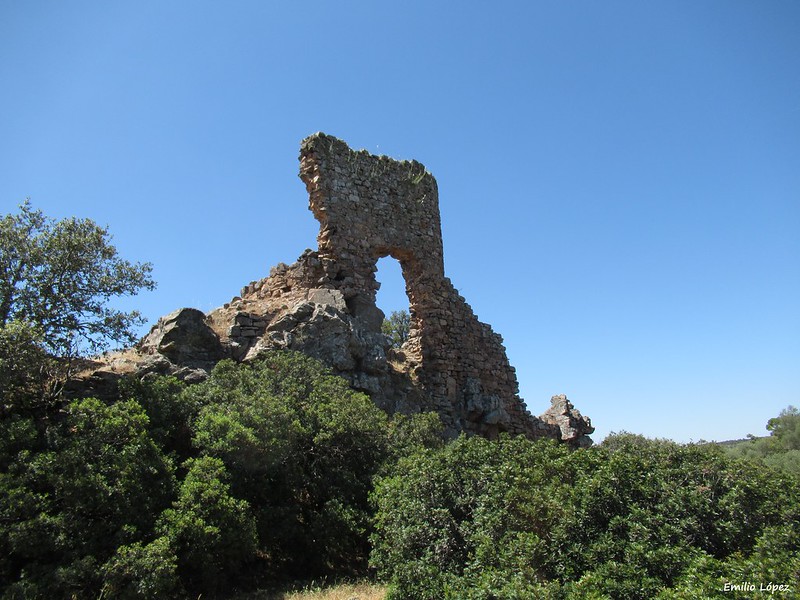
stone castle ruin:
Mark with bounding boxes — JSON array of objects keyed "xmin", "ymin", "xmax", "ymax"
[{"xmin": 79, "ymin": 133, "xmax": 593, "ymax": 447}]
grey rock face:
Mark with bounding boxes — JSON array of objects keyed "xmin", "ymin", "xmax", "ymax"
[
  {"xmin": 139, "ymin": 308, "xmax": 227, "ymax": 370},
  {"xmin": 539, "ymin": 395, "xmax": 595, "ymax": 448}
]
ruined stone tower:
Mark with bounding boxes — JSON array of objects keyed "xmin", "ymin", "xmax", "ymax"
[
  {"xmin": 79, "ymin": 133, "xmax": 593, "ymax": 446},
  {"xmin": 298, "ymin": 135, "xmax": 552, "ymax": 438}
]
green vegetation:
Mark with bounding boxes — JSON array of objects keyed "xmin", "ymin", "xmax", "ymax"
[
  {"xmin": 6, "ymin": 381, "xmax": 797, "ymax": 599},
  {"xmin": 1, "ymin": 203, "xmax": 797, "ymax": 598},
  {"xmin": 722, "ymin": 406, "xmax": 800, "ymax": 477},
  {"xmin": 381, "ymin": 309, "xmax": 410, "ymax": 349},
  {"xmin": 0, "ymin": 353, "xmax": 443, "ymax": 598},
  {"xmin": 371, "ymin": 432, "xmax": 800, "ymax": 599},
  {"xmin": 0, "ymin": 201, "xmax": 155, "ymax": 410},
  {"xmin": 0, "ymin": 200, "xmax": 155, "ymax": 357}
]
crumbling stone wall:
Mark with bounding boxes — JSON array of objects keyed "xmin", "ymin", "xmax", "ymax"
[
  {"xmin": 77, "ymin": 132, "xmax": 593, "ymax": 446},
  {"xmin": 296, "ymin": 133, "xmax": 575, "ymax": 439}
]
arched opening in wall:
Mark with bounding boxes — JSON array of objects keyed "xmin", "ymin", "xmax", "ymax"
[{"xmin": 375, "ymin": 256, "xmax": 412, "ymax": 351}]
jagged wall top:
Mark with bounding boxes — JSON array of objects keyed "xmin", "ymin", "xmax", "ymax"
[
  {"xmin": 297, "ymin": 133, "xmax": 563, "ymax": 439},
  {"xmin": 300, "ymin": 133, "xmax": 444, "ymax": 296}
]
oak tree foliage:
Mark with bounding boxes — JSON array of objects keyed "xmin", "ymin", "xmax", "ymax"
[
  {"xmin": 382, "ymin": 309, "xmax": 410, "ymax": 349},
  {"xmin": 0, "ymin": 201, "xmax": 155, "ymax": 407},
  {"xmin": 0, "ymin": 200, "xmax": 155, "ymax": 358},
  {"xmin": 724, "ymin": 405, "xmax": 800, "ymax": 477}
]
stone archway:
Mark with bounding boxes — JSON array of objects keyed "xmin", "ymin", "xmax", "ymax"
[{"xmin": 298, "ymin": 133, "xmax": 531, "ymax": 437}]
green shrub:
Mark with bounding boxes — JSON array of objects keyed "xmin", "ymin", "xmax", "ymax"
[
  {"xmin": 0, "ymin": 398, "xmax": 175, "ymax": 598},
  {"xmin": 724, "ymin": 406, "xmax": 800, "ymax": 477},
  {"xmin": 186, "ymin": 353, "xmax": 393, "ymax": 577},
  {"xmin": 100, "ymin": 536, "xmax": 181, "ymax": 599},
  {"xmin": 157, "ymin": 456, "xmax": 257, "ymax": 594},
  {"xmin": 371, "ymin": 433, "xmax": 800, "ymax": 599},
  {"xmin": 118, "ymin": 375, "xmax": 193, "ymax": 462}
]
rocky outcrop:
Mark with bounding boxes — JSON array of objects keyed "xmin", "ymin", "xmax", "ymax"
[
  {"xmin": 140, "ymin": 308, "xmax": 225, "ymax": 366},
  {"xmin": 75, "ymin": 133, "xmax": 593, "ymax": 447},
  {"xmin": 539, "ymin": 395, "xmax": 595, "ymax": 448}
]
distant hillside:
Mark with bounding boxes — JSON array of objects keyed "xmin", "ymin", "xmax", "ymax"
[{"xmin": 714, "ymin": 436, "xmax": 767, "ymax": 447}]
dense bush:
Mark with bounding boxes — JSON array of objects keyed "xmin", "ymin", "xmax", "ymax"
[
  {"xmin": 4, "ymin": 363, "xmax": 798, "ymax": 599},
  {"xmin": 0, "ymin": 398, "xmax": 175, "ymax": 598},
  {"xmin": 156, "ymin": 455, "xmax": 258, "ymax": 593},
  {"xmin": 370, "ymin": 433, "xmax": 800, "ymax": 599},
  {"xmin": 4, "ymin": 351, "xmax": 797, "ymax": 600},
  {"xmin": 0, "ymin": 352, "xmax": 442, "ymax": 598},
  {"xmin": 184, "ymin": 353, "xmax": 399, "ymax": 578}
]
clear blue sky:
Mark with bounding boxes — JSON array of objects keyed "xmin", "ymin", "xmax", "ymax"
[{"xmin": 2, "ymin": 1, "xmax": 798, "ymax": 443}]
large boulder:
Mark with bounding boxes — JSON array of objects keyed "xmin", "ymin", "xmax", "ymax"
[
  {"xmin": 539, "ymin": 394, "xmax": 595, "ymax": 448},
  {"xmin": 139, "ymin": 308, "xmax": 226, "ymax": 368}
]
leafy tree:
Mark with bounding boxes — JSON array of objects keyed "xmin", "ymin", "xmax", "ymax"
[
  {"xmin": 767, "ymin": 405, "xmax": 800, "ymax": 451},
  {"xmin": 723, "ymin": 406, "xmax": 800, "ymax": 477},
  {"xmin": 0, "ymin": 201, "xmax": 155, "ymax": 399},
  {"xmin": 382, "ymin": 309, "xmax": 410, "ymax": 349},
  {"xmin": 0, "ymin": 320, "xmax": 52, "ymax": 413}
]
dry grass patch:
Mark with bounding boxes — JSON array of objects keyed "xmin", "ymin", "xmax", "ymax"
[
  {"xmin": 235, "ymin": 582, "xmax": 387, "ymax": 600},
  {"xmin": 283, "ymin": 582, "xmax": 387, "ymax": 600}
]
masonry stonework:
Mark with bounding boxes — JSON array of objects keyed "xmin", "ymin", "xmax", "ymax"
[
  {"xmin": 297, "ymin": 134, "xmax": 540, "ymax": 438},
  {"xmin": 77, "ymin": 133, "xmax": 593, "ymax": 446}
]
